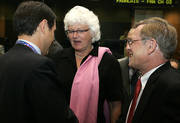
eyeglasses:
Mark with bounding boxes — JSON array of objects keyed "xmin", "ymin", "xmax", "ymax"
[
  {"xmin": 65, "ymin": 29, "xmax": 89, "ymax": 35},
  {"xmin": 125, "ymin": 39, "xmax": 142, "ymax": 46}
]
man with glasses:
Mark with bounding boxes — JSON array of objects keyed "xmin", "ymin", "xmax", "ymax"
[{"xmin": 124, "ymin": 17, "xmax": 180, "ymax": 123}]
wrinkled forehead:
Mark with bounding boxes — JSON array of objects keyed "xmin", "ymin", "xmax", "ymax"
[
  {"xmin": 68, "ymin": 24, "xmax": 89, "ymax": 30},
  {"xmin": 128, "ymin": 25, "xmax": 144, "ymax": 38}
]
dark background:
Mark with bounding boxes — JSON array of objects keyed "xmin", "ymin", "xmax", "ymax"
[{"xmin": 0, "ymin": 0, "xmax": 180, "ymax": 58}]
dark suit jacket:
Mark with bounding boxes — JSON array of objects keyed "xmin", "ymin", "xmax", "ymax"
[
  {"xmin": 0, "ymin": 44, "xmax": 77, "ymax": 123},
  {"xmin": 118, "ymin": 57, "xmax": 131, "ymax": 123},
  {"xmin": 129, "ymin": 62, "xmax": 180, "ymax": 123},
  {"xmin": 118, "ymin": 57, "xmax": 131, "ymax": 97}
]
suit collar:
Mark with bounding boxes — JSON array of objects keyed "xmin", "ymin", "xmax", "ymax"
[
  {"xmin": 16, "ymin": 39, "xmax": 41, "ymax": 54},
  {"xmin": 15, "ymin": 44, "xmax": 36, "ymax": 53}
]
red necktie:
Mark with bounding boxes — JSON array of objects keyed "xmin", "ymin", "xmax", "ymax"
[{"xmin": 127, "ymin": 79, "xmax": 142, "ymax": 123}]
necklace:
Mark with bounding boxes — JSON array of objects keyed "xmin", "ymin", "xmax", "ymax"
[
  {"xmin": 75, "ymin": 53, "xmax": 84, "ymax": 59},
  {"xmin": 75, "ymin": 46, "xmax": 94, "ymax": 59}
]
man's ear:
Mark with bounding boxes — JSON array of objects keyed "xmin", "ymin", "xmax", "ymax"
[
  {"xmin": 148, "ymin": 38, "xmax": 157, "ymax": 55},
  {"xmin": 37, "ymin": 19, "xmax": 48, "ymax": 34}
]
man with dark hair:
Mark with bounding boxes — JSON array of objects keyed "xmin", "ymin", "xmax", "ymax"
[{"xmin": 0, "ymin": 1, "xmax": 77, "ymax": 123}]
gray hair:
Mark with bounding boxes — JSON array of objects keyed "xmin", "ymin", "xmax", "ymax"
[
  {"xmin": 133, "ymin": 17, "xmax": 177, "ymax": 59},
  {"xmin": 63, "ymin": 6, "xmax": 101, "ymax": 43}
]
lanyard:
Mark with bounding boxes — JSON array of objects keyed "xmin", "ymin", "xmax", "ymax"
[{"xmin": 16, "ymin": 40, "xmax": 38, "ymax": 54}]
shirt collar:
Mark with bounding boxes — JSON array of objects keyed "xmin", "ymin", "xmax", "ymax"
[
  {"xmin": 17, "ymin": 39, "xmax": 41, "ymax": 55},
  {"xmin": 141, "ymin": 64, "xmax": 164, "ymax": 88}
]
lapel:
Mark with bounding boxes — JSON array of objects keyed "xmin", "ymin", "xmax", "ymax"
[{"xmin": 132, "ymin": 62, "xmax": 171, "ymax": 122}]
